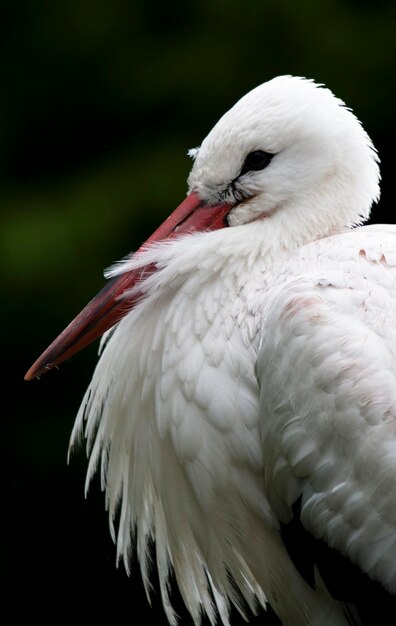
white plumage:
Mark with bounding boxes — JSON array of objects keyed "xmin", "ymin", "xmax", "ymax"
[{"xmin": 27, "ymin": 76, "xmax": 396, "ymax": 625}]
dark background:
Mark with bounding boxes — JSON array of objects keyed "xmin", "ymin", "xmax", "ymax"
[{"xmin": 5, "ymin": 0, "xmax": 395, "ymax": 623}]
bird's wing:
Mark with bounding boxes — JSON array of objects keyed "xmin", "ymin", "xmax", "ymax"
[{"xmin": 257, "ymin": 223, "xmax": 396, "ymax": 599}]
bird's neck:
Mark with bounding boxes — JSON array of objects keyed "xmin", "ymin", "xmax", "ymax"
[{"xmin": 205, "ymin": 207, "xmax": 350, "ymax": 273}]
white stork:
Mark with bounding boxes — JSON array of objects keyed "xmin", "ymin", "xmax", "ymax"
[{"xmin": 26, "ymin": 76, "xmax": 396, "ymax": 625}]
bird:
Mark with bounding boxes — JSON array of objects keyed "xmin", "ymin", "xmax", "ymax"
[{"xmin": 25, "ymin": 75, "xmax": 396, "ymax": 625}]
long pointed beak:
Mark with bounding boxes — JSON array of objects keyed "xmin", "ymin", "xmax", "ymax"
[{"xmin": 25, "ymin": 192, "xmax": 231, "ymax": 381}]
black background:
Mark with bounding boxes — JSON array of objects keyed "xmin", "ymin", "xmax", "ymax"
[{"xmin": 5, "ymin": 1, "xmax": 395, "ymax": 623}]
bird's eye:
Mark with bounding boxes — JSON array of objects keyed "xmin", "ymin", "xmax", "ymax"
[{"xmin": 240, "ymin": 150, "xmax": 274, "ymax": 175}]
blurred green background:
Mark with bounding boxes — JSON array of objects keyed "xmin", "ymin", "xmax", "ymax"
[{"xmin": 5, "ymin": 0, "xmax": 395, "ymax": 623}]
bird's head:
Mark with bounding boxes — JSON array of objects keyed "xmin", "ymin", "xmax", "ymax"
[
  {"xmin": 25, "ymin": 76, "xmax": 380, "ymax": 380},
  {"xmin": 188, "ymin": 75, "xmax": 379, "ymax": 234}
]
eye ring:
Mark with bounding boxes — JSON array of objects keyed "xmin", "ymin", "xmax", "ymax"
[{"xmin": 240, "ymin": 150, "xmax": 274, "ymax": 175}]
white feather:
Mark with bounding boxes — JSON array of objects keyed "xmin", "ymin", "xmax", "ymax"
[{"xmin": 69, "ymin": 76, "xmax": 388, "ymax": 624}]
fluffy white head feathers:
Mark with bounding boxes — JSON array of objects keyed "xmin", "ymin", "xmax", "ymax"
[{"xmin": 188, "ymin": 76, "xmax": 380, "ymax": 236}]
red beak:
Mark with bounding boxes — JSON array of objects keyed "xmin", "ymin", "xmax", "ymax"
[{"xmin": 25, "ymin": 192, "xmax": 231, "ymax": 381}]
